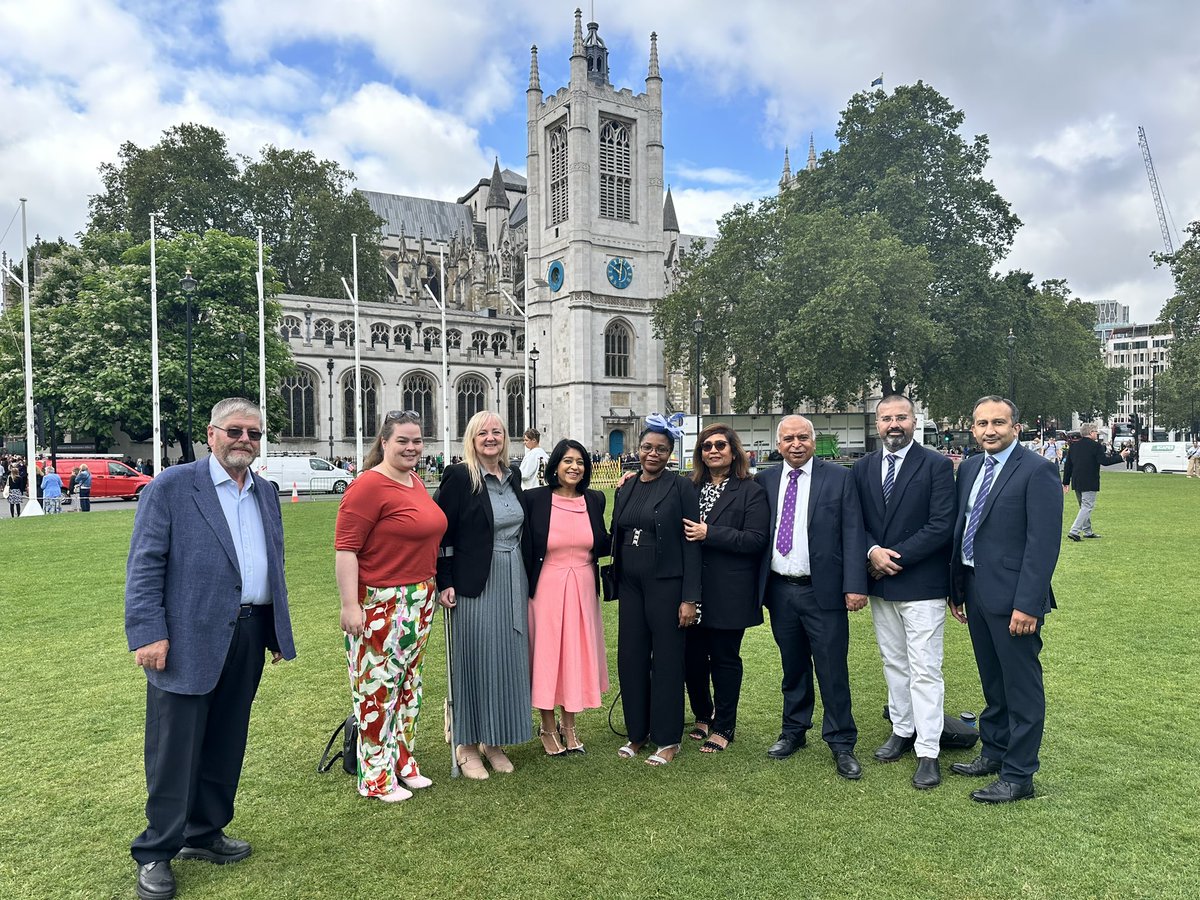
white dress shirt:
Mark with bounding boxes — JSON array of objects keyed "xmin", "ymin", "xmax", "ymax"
[
  {"xmin": 868, "ymin": 440, "xmax": 914, "ymax": 556},
  {"xmin": 961, "ymin": 441, "xmax": 1018, "ymax": 566},
  {"xmin": 771, "ymin": 458, "xmax": 813, "ymax": 577}
]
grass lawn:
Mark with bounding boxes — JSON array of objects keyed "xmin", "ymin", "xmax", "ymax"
[{"xmin": 1, "ymin": 472, "xmax": 1197, "ymax": 899}]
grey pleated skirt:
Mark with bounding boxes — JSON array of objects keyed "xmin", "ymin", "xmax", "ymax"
[{"xmin": 449, "ymin": 543, "xmax": 533, "ymax": 746}]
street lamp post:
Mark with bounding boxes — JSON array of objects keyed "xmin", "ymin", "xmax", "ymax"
[
  {"xmin": 1151, "ymin": 363, "xmax": 1160, "ymax": 438},
  {"xmin": 692, "ymin": 311, "xmax": 704, "ymax": 419},
  {"xmin": 238, "ymin": 330, "xmax": 247, "ymax": 397},
  {"xmin": 1006, "ymin": 328, "xmax": 1016, "ymax": 402},
  {"xmin": 494, "ymin": 367, "xmax": 502, "ymax": 415},
  {"xmin": 529, "ymin": 345, "xmax": 541, "ymax": 431},
  {"xmin": 180, "ymin": 268, "xmax": 197, "ymax": 461},
  {"xmin": 326, "ymin": 358, "xmax": 335, "ymax": 460}
]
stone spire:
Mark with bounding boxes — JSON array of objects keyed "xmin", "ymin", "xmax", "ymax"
[
  {"xmin": 528, "ymin": 44, "xmax": 540, "ymax": 91},
  {"xmin": 662, "ymin": 185, "xmax": 679, "ymax": 233},
  {"xmin": 572, "ymin": 8, "xmax": 584, "ymax": 57},
  {"xmin": 486, "ymin": 158, "xmax": 510, "ymax": 210},
  {"xmin": 779, "ymin": 146, "xmax": 792, "ymax": 190},
  {"xmin": 648, "ymin": 31, "xmax": 660, "ymax": 79},
  {"xmin": 807, "ymin": 133, "xmax": 817, "ymax": 171}
]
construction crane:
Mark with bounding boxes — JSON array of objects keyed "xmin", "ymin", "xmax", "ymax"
[{"xmin": 1137, "ymin": 125, "xmax": 1177, "ymax": 254}]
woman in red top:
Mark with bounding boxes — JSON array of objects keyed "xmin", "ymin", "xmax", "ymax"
[{"xmin": 335, "ymin": 411, "xmax": 447, "ymax": 802}]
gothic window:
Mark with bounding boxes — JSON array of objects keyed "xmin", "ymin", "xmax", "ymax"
[
  {"xmin": 605, "ymin": 320, "xmax": 632, "ymax": 378},
  {"xmin": 549, "ymin": 124, "xmax": 569, "ymax": 225},
  {"xmin": 370, "ymin": 322, "xmax": 390, "ymax": 348},
  {"xmin": 401, "ymin": 372, "xmax": 436, "ymax": 438},
  {"xmin": 314, "ymin": 318, "xmax": 335, "ymax": 343},
  {"xmin": 506, "ymin": 376, "xmax": 525, "ymax": 437},
  {"xmin": 279, "ymin": 370, "xmax": 316, "ymax": 437},
  {"xmin": 446, "ymin": 329, "xmax": 463, "ymax": 349},
  {"xmin": 281, "ymin": 316, "xmax": 301, "ymax": 339},
  {"xmin": 457, "ymin": 375, "xmax": 487, "ymax": 437},
  {"xmin": 471, "ymin": 330, "xmax": 489, "ymax": 354},
  {"xmin": 515, "ymin": 332, "xmax": 526, "ymax": 352},
  {"xmin": 394, "ymin": 325, "xmax": 412, "ymax": 349},
  {"xmin": 338, "ymin": 320, "xmax": 355, "ymax": 346},
  {"xmin": 343, "ymin": 370, "xmax": 380, "ymax": 438},
  {"xmin": 599, "ymin": 120, "xmax": 632, "ymax": 220},
  {"xmin": 490, "ymin": 332, "xmax": 508, "ymax": 355},
  {"xmin": 422, "ymin": 327, "xmax": 441, "ymax": 349}
]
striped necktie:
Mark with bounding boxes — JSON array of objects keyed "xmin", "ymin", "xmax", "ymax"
[
  {"xmin": 962, "ymin": 456, "xmax": 996, "ymax": 563},
  {"xmin": 883, "ymin": 453, "xmax": 898, "ymax": 505}
]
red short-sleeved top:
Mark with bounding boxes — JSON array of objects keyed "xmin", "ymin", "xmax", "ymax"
[{"xmin": 334, "ymin": 469, "xmax": 448, "ymax": 596}]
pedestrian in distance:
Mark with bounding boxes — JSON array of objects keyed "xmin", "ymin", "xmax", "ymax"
[
  {"xmin": 41, "ymin": 466, "xmax": 64, "ymax": 514},
  {"xmin": 1062, "ymin": 423, "xmax": 1126, "ymax": 542},
  {"xmin": 76, "ymin": 463, "xmax": 92, "ymax": 512}
]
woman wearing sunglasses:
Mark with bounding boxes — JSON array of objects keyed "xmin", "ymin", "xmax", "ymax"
[
  {"xmin": 610, "ymin": 414, "xmax": 701, "ymax": 766},
  {"xmin": 683, "ymin": 424, "xmax": 770, "ymax": 753},
  {"xmin": 335, "ymin": 410, "xmax": 448, "ymax": 802}
]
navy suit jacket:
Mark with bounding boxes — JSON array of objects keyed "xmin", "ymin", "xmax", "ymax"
[
  {"xmin": 755, "ymin": 459, "xmax": 868, "ymax": 610},
  {"xmin": 851, "ymin": 443, "xmax": 955, "ymax": 602},
  {"xmin": 950, "ymin": 443, "xmax": 1062, "ymax": 617},
  {"xmin": 125, "ymin": 458, "xmax": 295, "ymax": 695}
]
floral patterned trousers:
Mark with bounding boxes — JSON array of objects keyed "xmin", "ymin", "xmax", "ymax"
[{"xmin": 345, "ymin": 579, "xmax": 436, "ymax": 797}]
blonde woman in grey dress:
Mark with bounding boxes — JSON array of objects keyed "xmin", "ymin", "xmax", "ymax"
[{"xmin": 435, "ymin": 411, "xmax": 533, "ymax": 779}]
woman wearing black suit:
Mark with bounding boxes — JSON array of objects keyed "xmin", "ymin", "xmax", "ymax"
[
  {"xmin": 683, "ymin": 424, "xmax": 770, "ymax": 753},
  {"xmin": 611, "ymin": 416, "xmax": 701, "ymax": 766}
]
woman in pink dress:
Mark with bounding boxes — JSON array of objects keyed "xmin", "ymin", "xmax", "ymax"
[{"xmin": 524, "ymin": 439, "xmax": 611, "ymax": 754}]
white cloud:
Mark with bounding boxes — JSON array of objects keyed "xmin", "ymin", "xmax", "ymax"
[{"xmin": 670, "ymin": 164, "xmax": 755, "ymax": 187}]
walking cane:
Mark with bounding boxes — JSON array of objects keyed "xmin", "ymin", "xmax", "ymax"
[{"xmin": 442, "ymin": 603, "xmax": 461, "ymax": 778}]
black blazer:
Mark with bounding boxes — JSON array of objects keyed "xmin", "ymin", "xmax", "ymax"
[
  {"xmin": 696, "ymin": 476, "xmax": 770, "ymax": 630},
  {"xmin": 851, "ymin": 443, "xmax": 955, "ymax": 602},
  {"xmin": 755, "ymin": 459, "xmax": 868, "ymax": 611},
  {"xmin": 434, "ymin": 462, "xmax": 532, "ymax": 597},
  {"xmin": 523, "ymin": 486, "xmax": 609, "ymax": 595},
  {"xmin": 610, "ymin": 472, "xmax": 701, "ymax": 604},
  {"xmin": 1062, "ymin": 436, "xmax": 1123, "ymax": 493},
  {"xmin": 950, "ymin": 444, "xmax": 1062, "ymax": 617}
]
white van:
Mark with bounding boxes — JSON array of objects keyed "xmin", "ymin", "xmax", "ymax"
[
  {"xmin": 254, "ymin": 455, "xmax": 355, "ymax": 493},
  {"xmin": 1136, "ymin": 442, "xmax": 1188, "ymax": 474}
]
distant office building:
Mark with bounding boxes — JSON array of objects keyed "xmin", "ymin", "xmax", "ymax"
[
  {"xmin": 1091, "ymin": 300, "xmax": 1130, "ymax": 342},
  {"xmin": 1103, "ymin": 323, "xmax": 1172, "ymax": 421}
]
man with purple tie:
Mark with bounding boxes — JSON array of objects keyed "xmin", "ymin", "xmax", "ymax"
[
  {"xmin": 756, "ymin": 415, "xmax": 869, "ymax": 779},
  {"xmin": 949, "ymin": 396, "xmax": 1062, "ymax": 803}
]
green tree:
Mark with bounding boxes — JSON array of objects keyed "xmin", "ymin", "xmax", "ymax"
[
  {"xmin": 0, "ymin": 231, "xmax": 293, "ymax": 459},
  {"xmin": 1147, "ymin": 220, "xmax": 1200, "ymax": 432}
]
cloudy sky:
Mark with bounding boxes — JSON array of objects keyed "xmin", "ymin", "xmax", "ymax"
[{"xmin": 2, "ymin": 0, "xmax": 1197, "ymax": 323}]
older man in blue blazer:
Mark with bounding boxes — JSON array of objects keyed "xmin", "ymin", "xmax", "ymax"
[
  {"xmin": 756, "ymin": 415, "xmax": 869, "ymax": 780},
  {"xmin": 852, "ymin": 394, "xmax": 955, "ymax": 789},
  {"xmin": 949, "ymin": 396, "xmax": 1062, "ymax": 804},
  {"xmin": 126, "ymin": 398, "xmax": 295, "ymax": 900}
]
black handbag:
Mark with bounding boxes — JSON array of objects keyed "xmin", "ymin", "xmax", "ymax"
[
  {"xmin": 599, "ymin": 562, "xmax": 617, "ymax": 602},
  {"xmin": 317, "ymin": 714, "xmax": 358, "ymax": 775}
]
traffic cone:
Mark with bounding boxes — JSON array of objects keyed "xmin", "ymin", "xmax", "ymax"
[{"xmin": 291, "ymin": 482, "xmax": 299, "ymax": 502}]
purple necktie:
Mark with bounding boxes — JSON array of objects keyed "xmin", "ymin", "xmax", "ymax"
[
  {"xmin": 776, "ymin": 467, "xmax": 802, "ymax": 555},
  {"xmin": 962, "ymin": 456, "xmax": 996, "ymax": 563}
]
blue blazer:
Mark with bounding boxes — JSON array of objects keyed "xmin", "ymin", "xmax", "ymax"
[
  {"xmin": 950, "ymin": 443, "xmax": 1062, "ymax": 617},
  {"xmin": 851, "ymin": 443, "xmax": 955, "ymax": 602},
  {"xmin": 125, "ymin": 459, "xmax": 296, "ymax": 695},
  {"xmin": 755, "ymin": 459, "xmax": 868, "ymax": 611}
]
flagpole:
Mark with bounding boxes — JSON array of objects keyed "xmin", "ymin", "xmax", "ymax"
[
  {"xmin": 150, "ymin": 215, "xmax": 162, "ymax": 476},
  {"xmin": 257, "ymin": 227, "xmax": 268, "ymax": 459},
  {"xmin": 351, "ymin": 233, "xmax": 363, "ymax": 474},
  {"xmin": 440, "ymin": 248, "xmax": 449, "ymax": 458},
  {"xmin": 19, "ymin": 198, "xmax": 42, "ymax": 516}
]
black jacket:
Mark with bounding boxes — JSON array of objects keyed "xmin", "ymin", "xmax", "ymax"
[
  {"xmin": 523, "ymin": 486, "xmax": 609, "ymax": 595},
  {"xmin": 1062, "ymin": 436, "xmax": 1123, "ymax": 493},
  {"xmin": 610, "ymin": 472, "xmax": 701, "ymax": 603},
  {"xmin": 434, "ymin": 463, "xmax": 531, "ymax": 597},
  {"xmin": 696, "ymin": 476, "xmax": 770, "ymax": 629}
]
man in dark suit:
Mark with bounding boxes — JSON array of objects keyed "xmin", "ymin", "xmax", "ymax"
[
  {"xmin": 126, "ymin": 399, "xmax": 295, "ymax": 899},
  {"xmin": 851, "ymin": 395, "xmax": 955, "ymax": 789},
  {"xmin": 949, "ymin": 396, "xmax": 1062, "ymax": 803},
  {"xmin": 1062, "ymin": 423, "xmax": 1126, "ymax": 541},
  {"xmin": 756, "ymin": 415, "xmax": 869, "ymax": 779}
]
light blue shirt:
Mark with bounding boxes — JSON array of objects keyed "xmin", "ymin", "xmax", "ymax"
[
  {"xmin": 42, "ymin": 472, "xmax": 63, "ymax": 498},
  {"xmin": 208, "ymin": 454, "xmax": 272, "ymax": 605},
  {"xmin": 961, "ymin": 441, "xmax": 1018, "ymax": 566}
]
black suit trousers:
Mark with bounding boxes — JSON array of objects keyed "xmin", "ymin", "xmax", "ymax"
[
  {"xmin": 684, "ymin": 627, "xmax": 746, "ymax": 737},
  {"xmin": 767, "ymin": 577, "xmax": 856, "ymax": 751},
  {"xmin": 131, "ymin": 612, "xmax": 269, "ymax": 864},
  {"xmin": 965, "ymin": 571, "xmax": 1044, "ymax": 783}
]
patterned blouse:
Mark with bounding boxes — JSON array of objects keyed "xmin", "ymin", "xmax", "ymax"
[{"xmin": 699, "ymin": 478, "xmax": 729, "ymax": 523}]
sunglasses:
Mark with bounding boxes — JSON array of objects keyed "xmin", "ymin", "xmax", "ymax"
[
  {"xmin": 212, "ymin": 424, "xmax": 263, "ymax": 441},
  {"xmin": 385, "ymin": 409, "xmax": 422, "ymax": 422},
  {"xmin": 700, "ymin": 440, "xmax": 729, "ymax": 452}
]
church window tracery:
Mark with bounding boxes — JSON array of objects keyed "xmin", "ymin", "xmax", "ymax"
[
  {"xmin": 446, "ymin": 329, "xmax": 463, "ymax": 349},
  {"xmin": 550, "ymin": 124, "xmax": 569, "ymax": 225},
  {"xmin": 280, "ymin": 369, "xmax": 316, "ymax": 437},
  {"xmin": 605, "ymin": 320, "xmax": 632, "ymax": 378},
  {"xmin": 314, "ymin": 318, "xmax": 334, "ymax": 343},
  {"xmin": 402, "ymin": 372, "xmax": 436, "ymax": 437},
  {"xmin": 599, "ymin": 120, "xmax": 632, "ymax": 220},
  {"xmin": 343, "ymin": 370, "xmax": 380, "ymax": 438},
  {"xmin": 471, "ymin": 330, "xmax": 489, "ymax": 354},
  {"xmin": 457, "ymin": 375, "xmax": 487, "ymax": 436}
]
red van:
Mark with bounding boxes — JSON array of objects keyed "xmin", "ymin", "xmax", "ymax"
[{"xmin": 52, "ymin": 456, "xmax": 154, "ymax": 500}]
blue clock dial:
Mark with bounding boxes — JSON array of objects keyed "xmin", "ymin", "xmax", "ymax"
[
  {"xmin": 547, "ymin": 260, "xmax": 565, "ymax": 292},
  {"xmin": 607, "ymin": 257, "xmax": 633, "ymax": 290}
]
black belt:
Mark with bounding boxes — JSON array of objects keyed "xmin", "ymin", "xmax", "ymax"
[
  {"xmin": 238, "ymin": 604, "xmax": 273, "ymax": 619},
  {"xmin": 772, "ymin": 572, "xmax": 812, "ymax": 586},
  {"xmin": 621, "ymin": 528, "xmax": 656, "ymax": 547}
]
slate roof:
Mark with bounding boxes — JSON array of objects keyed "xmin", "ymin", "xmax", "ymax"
[{"xmin": 359, "ymin": 190, "xmax": 474, "ymax": 242}]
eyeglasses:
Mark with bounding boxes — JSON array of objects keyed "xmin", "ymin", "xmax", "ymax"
[
  {"xmin": 385, "ymin": 409, "xmax": 422, "ymax": 422},
  {"xmin": 212, "ymin": 424, "xmax": 263, "ymax": 441},
  {"xmin": 700, "ymin": 440, "xmax": 729, "ymax": 452},
  {"xmin": 639, "ymin": 443, "xmax": 671, "ymax": 456}
]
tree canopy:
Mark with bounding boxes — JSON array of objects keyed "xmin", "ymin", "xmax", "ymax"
[{"xmin": 1140, "ymin": 220, "xmax": 1200, "ymax": 431}]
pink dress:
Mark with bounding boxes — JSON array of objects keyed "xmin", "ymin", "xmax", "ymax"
[{"xmin": 529, "ymin": 494, "xmax": 610, "ymax": 711}]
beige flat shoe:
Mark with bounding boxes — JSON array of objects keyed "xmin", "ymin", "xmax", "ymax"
[
  {"xmin": 456, "ymin": 745, "xmax": 489, "ymax": 780},
  {"xmin": 480, "ymin": 743, "xmax": 514, "ymax": 773}
]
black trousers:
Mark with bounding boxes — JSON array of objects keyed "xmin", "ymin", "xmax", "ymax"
[
  {"xmin": 766, "ymin": 577, "xmax": 856, "ymax": 751},
  {"xmin": 684, "ymin": 626, "xmax": 746, "ymax": 738},
  {"xmin": 131, "ymin": 611, "xmax": 270, "ymax": 864},
  {"xmin": 617, "ymin": 547, "xmax": 685, "ymax": 747},
  {"xmin": 965, "ymin": 571, "xmax": 1044, "ymax": 783}
]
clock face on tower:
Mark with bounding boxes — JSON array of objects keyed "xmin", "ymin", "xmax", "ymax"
[
  {"xmin": 607, "ymin": 257, "xmax": 633, "ymax": 290},
  {"xmin": 547, "ymin": 260, "xmax": 565, "ymax": 292}
]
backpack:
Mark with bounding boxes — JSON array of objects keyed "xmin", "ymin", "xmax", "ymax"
[{"xmin": 317, "ymin": 714, "xmax": 358, "ymax": 776}]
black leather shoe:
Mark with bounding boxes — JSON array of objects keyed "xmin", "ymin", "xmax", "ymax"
[
  {"xmin": 913, "ymin": 757, "xmax": 941, "ymax": 789},
  {"xmin": 767, "ymin": 733, "xmax": 806, "ymax": 759},
  {"xmin": 1067, "ymin": 532, "xmax": 1081, "ymax": 542},
  {"xmin": 1083, "ymin": 533, "xmax": 1101, "ymax": 539},
  {"xmin": 874, "ymin": 732, "xmax": 916, "ymax": 762},
  {"xmin": 834, "ymin": 750, "xmax": 862, "ymax": 780},
  {"xmin": 950, "ymin": 755, "xmax": 1002, "ymax": 777},
  {"xmin": 176, "ymin": 834, "xmax": 252, "ymax": 865},
  {"xmin": 136, "ymin": 861, "xmax": 176, "ymax": 900},
  {"xmin": 971, "ymin": 778, "xmax": 1035, "ymax": 803}
]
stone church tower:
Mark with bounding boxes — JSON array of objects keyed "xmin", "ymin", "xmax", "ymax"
[{"xmin": 525, "ymin": 10, "xmax": 669, "ymax": 456}]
